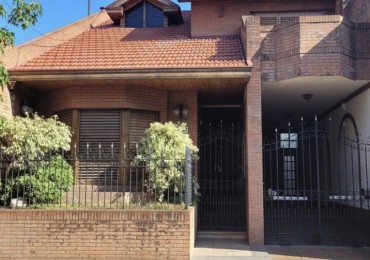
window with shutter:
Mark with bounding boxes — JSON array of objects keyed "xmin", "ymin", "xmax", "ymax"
[
  {"xmin": 254, "ymin": 11, "xmax": 329, "ymax": 26},
  {"xmin": 79, "ymin": 110, "xmax": 121, "ymax": 185},
  {"xmin": 77, "ymin": 109, "xmax": 158, "ymax": 185},
  {"xmin": 260, "ymin": 16, "xmax": 278, "ymax": 26}
]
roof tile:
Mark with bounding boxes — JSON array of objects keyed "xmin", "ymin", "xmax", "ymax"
[{"xmin": 12, "ymin": 13, "xmax": 247, "ymax": 72}]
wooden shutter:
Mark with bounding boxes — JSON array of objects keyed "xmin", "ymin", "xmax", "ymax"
[
  {"xmin": 129, "ymin": 110, "xmax": 158, "ymax": 154},
  {"xmin": 260, "ymin": 16, "xmax": 278, "ymax": 26},
  {"xmin": 256, "ymin": 11, "xmax": 329, "ymax": 26},
  {"xmin": 280, "ymin": 16, "xmax": 298, "ymax": 24},
  {"xmin": 79, "ymin": 110, "xmax": 121, "ymax": 185}
]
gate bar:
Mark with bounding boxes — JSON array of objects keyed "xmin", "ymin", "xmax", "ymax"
[{"xmin": 315, "ymin": 115, "xmax": 322, "ymax": 244}]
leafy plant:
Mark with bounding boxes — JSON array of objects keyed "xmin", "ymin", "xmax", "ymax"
[
  {"xmin": 0, "ymin": 114, "xmax": 72, "ymax": 206},
  {"xmin": 135, "ymin": 122, "xmax": 199, "ymax": 202},
  {"xmin": 1, "ymin": 155, "xmax": 73, "ymax": 204},
  {"xmin": 0, "ymin": 113, "xmax": 72, "ymax": 168}
]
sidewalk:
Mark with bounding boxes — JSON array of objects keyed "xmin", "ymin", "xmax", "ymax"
[{"xmin": 191, "ymin": 239, "xmax": 370, "ymax": 260}]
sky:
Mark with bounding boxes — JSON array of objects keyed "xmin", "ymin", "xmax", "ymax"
[{"xmin": 4, "ymin": 0, "xmax": 191, "ymax": 45}]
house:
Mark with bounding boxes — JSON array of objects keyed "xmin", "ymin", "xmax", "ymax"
[{"xmin": 1, "ymin": 0, "xmax": 370, "ymax": 247}]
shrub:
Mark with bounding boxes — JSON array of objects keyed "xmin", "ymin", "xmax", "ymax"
[
  {"xmin": 0, "ymin": 113, "xmax": 71, "ymax": 169},
  {"xmin": 135, "ymin": 122, "xmax": 199, "ymax": 202},
  {"xmin": 0, "ymin": 114, "xmax": 72, "ymax": 205},
  {"xmin": 2, "ymin": 155, "xmax": 73, "ymax": 204}
]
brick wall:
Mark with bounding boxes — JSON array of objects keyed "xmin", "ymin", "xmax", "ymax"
[
  {"xmin": 34, "ymin": 86, "xmax": 200, "ymax": 148},
  {"xmin": 191, "ymin": 0, "xmax": 335, "ymax": 37},
  {"xmin": 246, "ymin": 15, "xmax": 361, "ymax": 83},
  {"xmin": 274, "ymin": 21, "xmax": 301, "ymax": 81},
  {"xmin": 299, "ymin": 16, "xmax": 355, "ymax": 79},
  {"xmin": 344, "ymin": 0, "xmax": 370, "ymax": 23},
  {"xmin": 1, "ymin": 85, "xmax": 33, "ymax": 118},
  {"xmin": 0, "ymin": 208, "xmax": 195, "ymax": 259},
  {"xmin": 35, "ymin": 85, "xmax": 168, "ymax": 123},
  {"xmin": 260, "ymin": 25, "xmax": 276, "ymax": 82},
  {"xmin": 167, "ymin": 91, "xmax": 198, "ymax": 145},
  {"xmin": 355, "ymin": 23, "xmax": 370, "ymax": 80},
  {"xmin": 0, "ymin": 88, "xmax": 13, "ymax": 118},
  {"xmin": 242, "ymin": 16, "xmax": 264, "ymax": 245}
]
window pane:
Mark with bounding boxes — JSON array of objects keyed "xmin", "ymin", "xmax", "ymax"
[
  {"xmin": 146, "ymin": 2, "xmax": 163, "ymax": 27},
  {"xmin": 126, "ymin": 3, "xmax": 144, "ymax": 28},
  {"xmin": 280, "ymin": 133, "xmax": 298, "ymax": 148}
]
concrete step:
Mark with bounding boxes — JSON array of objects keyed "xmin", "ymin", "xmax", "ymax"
[
  {"xmin": 192, "ymin": 238, "xmax": 270, "ymax": 260},
  {"xmin": 198, "ymin": 231, "xmax": 247, "ymax": 240}
]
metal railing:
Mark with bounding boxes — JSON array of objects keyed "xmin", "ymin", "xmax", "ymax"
[
  {"xmin": 0, "ymin": 146, "xmax": 193, "ymax": 210},
  {"xmin": 263, "ymin": 117, "xmax": 370, "ymax": 246}
]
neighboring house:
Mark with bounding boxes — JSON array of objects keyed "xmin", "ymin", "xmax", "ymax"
[{"xmin": 1, "ymin": 0, "xmax": 370, "ymax": 246}]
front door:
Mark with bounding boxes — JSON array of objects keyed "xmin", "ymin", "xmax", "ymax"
[{"xmin": 198, "ymin": 107, "xmax": 246, "ymax": 231}]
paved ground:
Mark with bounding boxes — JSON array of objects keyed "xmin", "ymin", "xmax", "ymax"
[{"xmin": 191, "ymin": 239, "xmax": 370, "ymax": 260}]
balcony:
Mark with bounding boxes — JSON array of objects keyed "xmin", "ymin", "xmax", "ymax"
[{"xmin": 241, "ymin": 15, "xmax": 370, "ymax": 82}]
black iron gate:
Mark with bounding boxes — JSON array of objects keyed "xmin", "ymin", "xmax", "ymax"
[
  {"xmin": 198, "ymin": 120, "xmax": 246, "ymax": 231},
  {"xmin": 263, "ymin": 117, "xmax": 370, "ymax": 245}
]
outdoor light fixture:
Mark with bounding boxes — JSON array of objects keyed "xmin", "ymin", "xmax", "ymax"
[
  {"xmin": 21, "ymin": 102, "xmax": 34, "ymax": 116},
  {"xmin": 302, "ymin": 93, "xmax": 313, "ymax": 102},
  {"xmin": 173, "ymin": 104, "xmax": 188, "ymax": 118}
]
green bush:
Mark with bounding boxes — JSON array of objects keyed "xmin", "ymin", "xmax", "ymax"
[
  {"xmin": 135, "ymin": 122, "xmax": 199, "ymax": 202},
  {"xmin": 2, "ymin": 155, "xmax": 73, "ymax": 204},
  {"xmin": 0, "ymin": 113, "xmax": 71, "ymax": 169}
]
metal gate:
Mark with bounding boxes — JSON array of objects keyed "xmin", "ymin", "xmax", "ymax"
[
  {"xmin": 263, "ymin": 117, "xmax": 370, "ymax": 245},
  {"xmin": 198, "ymin": 121, "xmax": 246, "ymax": 231}
]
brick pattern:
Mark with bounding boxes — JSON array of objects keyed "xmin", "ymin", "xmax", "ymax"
[
  {"xmin": 242, "ymin": 16, "xmax": 264, "ymax": 245},
  {"xmin": 191, "ymin": 0, "xmax": 335, "ymax": 37},
  {"xmin": 36, "ymin": 87, "xmax": 200, "ymax": 146},
  {"xmin": 247, "ymin": 15, "xmax": 363, "ymax": 83},
  {"xmin": 355, "ymin": 24, "xmax": 370, "ymax": 80},
  {"xmin": 1, "ymin": 85, "xmax": 33, "ymax": 118},
  {"xmin": 167, "ymin": 91, "xmax": 199, "ymax": 179},
  {"xmin": 0, "ymin": 88, "xmax": 12, "ymax": 118},
  {"xmin": 0, "ymin": 209, "xmax": 194, "ymax": 259},
  {"xmin": 35, "ymin": 85, "xmax": 168, "ymax": 123},
  {"xmin": 245, "ymin": 63, "xmax": 264, "ymax": 246},
  {"xmin": 274, "ymin": 22, "xmax": 300, "ymax": 81},
  {"xmin": 344, "ymin": 0, "xmax": 370, "ymax": 23},
  {"xmin": 167, "ymin": 91, "xmax": 198, "ymax": 145}
]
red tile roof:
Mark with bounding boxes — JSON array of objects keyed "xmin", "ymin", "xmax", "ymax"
[{"xmin": 12, "ymin": 12, "xmax": 247, "ymax": 72}]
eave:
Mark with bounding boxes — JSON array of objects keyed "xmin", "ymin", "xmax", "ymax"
[{"xmin": 9, "ymin": 67, "xmax": 252, "ymax": 82}]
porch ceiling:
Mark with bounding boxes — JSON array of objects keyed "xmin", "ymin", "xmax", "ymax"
[
  {"xmin": 14, "ymin": 77, "xmax": 249, "ymax": 93},
  {"xmin": 262, "ymin": 76, "xmax": 370, "ymax": 133}
]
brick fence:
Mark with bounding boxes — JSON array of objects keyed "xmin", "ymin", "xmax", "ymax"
[{"xmin": 0, "ymin": 208, "xmax": 195, "ymax": 259}]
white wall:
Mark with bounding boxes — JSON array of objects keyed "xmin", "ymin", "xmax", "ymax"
[{"xmin": 321, "ymin": 87, "xmax": 370, "ymax": 208}]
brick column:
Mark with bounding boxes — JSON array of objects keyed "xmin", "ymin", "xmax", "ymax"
[
  {"xmin": 241, "ymin": 16, "xmax": 264, "ymax": 245},
  {"xmin": 335, "ymin": 0, "xmax": 343, "ymax": 15}
]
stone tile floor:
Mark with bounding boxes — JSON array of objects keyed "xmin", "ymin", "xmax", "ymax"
[{"xmin": 191, "ymin": 239, "xmax": 370, "ymax": 260}]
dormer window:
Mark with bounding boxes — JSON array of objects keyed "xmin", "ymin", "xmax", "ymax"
[
  {"xmin": 126, "ymin": 1, "xmax": 163, "ymax": 28},
  {"xmin": 106, "ymin": 0, "xmax": 183, "ymax": 28}
]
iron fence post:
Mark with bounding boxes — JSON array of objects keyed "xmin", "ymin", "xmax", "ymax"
[
  {"xmin": 185, "ymin": 147, "xmax": 192, "ymax": 209},
  {"xmin": 315, "ymin": 115, "xmax": 322, "ymax": 244}
]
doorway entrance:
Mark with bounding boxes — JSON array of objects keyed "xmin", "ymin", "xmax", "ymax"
[{"xmin": 198, "ymin": 107, "xmax": 246, "ymax": 231}]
